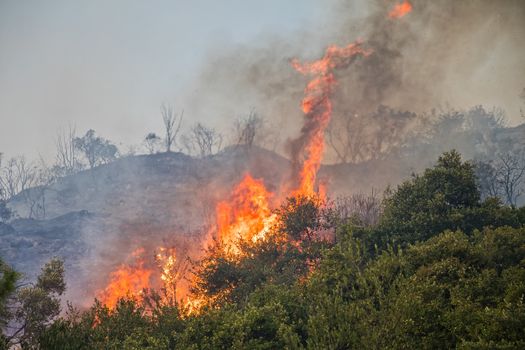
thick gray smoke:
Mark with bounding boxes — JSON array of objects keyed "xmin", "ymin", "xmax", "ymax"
[{"xmin": 182, "ymin": 0, "xmax": 525, "ymax": 162}]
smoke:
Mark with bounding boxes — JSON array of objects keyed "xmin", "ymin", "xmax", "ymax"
[
  {"xmin": 81, "ymin": 1, "xmax": 525, "ymax": 301},
  {"xmin": 335, "ymin": 0, "xmax": 525, "ymax": 113},
  {"xmin": 182, "ymin": 0, "xmax": 525, "ymax": 162},
  {"xmin": 5, "ymin": 0, "xmax": 525, "ymax": 308}
]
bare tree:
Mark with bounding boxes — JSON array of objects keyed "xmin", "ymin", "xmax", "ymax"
[
  {"xmin": 496, "ymin": 152, "xmax": 525, "ymax": 207},
  {"xmin": 55, "ymin": 125, "xmax": 81, "ymax": 177},
  {"xmin": 474, "ymin": 160, "xmax": 501, "ymax": 200},
  {"xmin": 233, "ymin": 110, "xmax": 264, "ymax": 147},
  {"xmin": 333, "ymin": 190, "xmax": 382, "ymax": 226},
  {"xmin": 326, "ymin": 106, "xmax": 417, "ymax": 164},
  {"xmin": 144, "ymin": 132, "xmax": 161, "ymax": 154},
  {"xmin": 0, "ymin": 156, "xmax": 55, "ymax": 218},
  {"xmin": 0, "ymin": 156, "xmax": 36, "ymax": 199},
  {"xmin": 22, "ymin": 158, "xmax": 56, "ymax": 219},
  {"xmin": 161, "ymin": 104, "xmax": 183, "ymax": 152},
  {"xmin": 182, "ymin": 123, "xmax": 223, "ymax": 157},
  {"xmin": 326, "ymin": 114, "xmax": 356, "ymax": 164},
  {"xmin": 228, "ymin": 110, "xmax": 282, "ymax": 150}
]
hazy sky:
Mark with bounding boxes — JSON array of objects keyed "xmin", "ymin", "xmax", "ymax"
[
  {"xmin": 0, "ymin": 0, "xmax": 329, "ymax": 160},
  {"xmin": 1, "ymin": 0, "xmax": 524, "ymax": 163}
]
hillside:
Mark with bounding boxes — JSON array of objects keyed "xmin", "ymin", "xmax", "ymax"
[{"xmin": 2, "ymin": 120, "xmax": 525, "ymax": 305}]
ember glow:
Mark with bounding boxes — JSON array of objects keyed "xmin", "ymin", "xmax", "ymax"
[
  {"xmin": 97, "ymin": 249, "xmax": 153, "ymax": 308},
  {"xmin": 290, "ymin": 42, "xmax": 371, "ymax": 197},
  {"xmin": 388, "ymin": 0, "xmax": 413, "ymax": 19}
]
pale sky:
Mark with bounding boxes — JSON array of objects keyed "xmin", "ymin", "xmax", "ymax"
[
  {"xmin": 1, "ymin": 0, "xmax": 524, "ymax": 163},
  {"xmin": 0, "ymin": 0, "xmax": 329, "ymax": 160}
]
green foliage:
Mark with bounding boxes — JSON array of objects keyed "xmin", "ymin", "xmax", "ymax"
[
  {"xmin": 193, "ymin": 235, "xmax": 323, "ymax": 306},
  {"xmin": 16, "ymin": 258, "xmax": 66, "ymax": 347},
  {"xmin": 380, "ymin": 150, "xmax": 479, "ymax": 243},
  {"xmin": 1, "ymin": 258, "xmax": 65, "ymax": 349},
  {"xmin": 175, "ymin": 300, "xmax": 302, "ymax": 349},
  {"xmin": 39, "ymin": 296, "xmax": 183, "ymax": 350},
  {"xmin": 277, "ymin": 196, "xmax": 324, "ymax": 241},
  {"xmin": 36, "ymin": 151, "xmax": 525, "ymax": 348},
  {"xmin": 377, "ymin": 150, "xmax": 522, "ymax": 248},
  {"xmin": 303, "ymin": 227, "xmax": 525, "ymax": 349},
  {"xmin": 0, "ymin": 259, "xmax": 19, "ymax": 350},
  {"xmin": 0, "ymin": 259, "xmax": 18, "ymax": 309}
]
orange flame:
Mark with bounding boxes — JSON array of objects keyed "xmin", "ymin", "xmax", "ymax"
[
  {"xmin": 216, "ymin": 174, "xmax": 277, "ymax": 256},
  {"xmin": 97, "ymin": 249, "xmax": 152, "ymax": 308},
  {"xmin": 291, "ymin": 42, "xmax": 371, "ymax": 198},
  {"xmin": 156, "ymin": 247, "xmax": 179, "ymax": 302},
  {"xmin": 388, "ymin": 0, "xmax": 412, "ymax": 19}
]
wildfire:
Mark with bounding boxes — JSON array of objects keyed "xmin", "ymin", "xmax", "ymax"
[
  {"xmin": 98, "ymin": 40, "xmax": 372, "ymax": 314},
  {"xmin": 291, "ymin": 42, "xmax": 371, "ymax": 198},
  {"xmin": 97, "ymin": 248, "xmax": 152, "ymax": 308},
  {"xmin": 388, "ymin": 0, "xmax": 413, "ymax": 19},
  {"xmin": 216, "ymin": 174, "xmax": 277, "ymax": 256}
]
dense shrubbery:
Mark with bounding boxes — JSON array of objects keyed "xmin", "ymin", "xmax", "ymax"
[{"xmin": 2, "ymin": 150, "xmax": 524, "ymax": 349}]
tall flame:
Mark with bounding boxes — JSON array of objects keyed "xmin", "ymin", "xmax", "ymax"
[
  {"xmin": 388, "ymin": 0, "xmax": 413, "ymax": 19},
  {"xmin": 216, "ymin": 174, "xmax": 277, "ymax": 257},
  {"xmin": 290, "ymin": 42, "xmax": 371, "ymax": 197}
]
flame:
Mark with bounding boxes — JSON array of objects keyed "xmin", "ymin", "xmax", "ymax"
[
  {"xmin": 291, "ymin": 42, "xmax": 371, "ymax": 198},
  {"xmin": 216, "ymin": 174, "xmax": 277, "ymax": 256},
  {"xmin": 388, "ymin": 0, "xmax": 412, "ymax": 19},
  {"xmin": 184, "ymin": 297, "xmax": 206, "ymax": 315},
  {"xmin": 97, "ymin": 249, "xmax": 152, "ymax": 308},
  {"xmin": 156, "ymin": 247, "xmax": 179, "ymax": 302}
]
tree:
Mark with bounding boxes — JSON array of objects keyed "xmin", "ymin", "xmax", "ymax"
[
  {"xmin": 233, "ymin": 110, "xmax": 263, "ymax": 147},
  {"xmin": 0, "ymin": 156, "xmax": 55, "ymax": 219},
  {"xmin": 379, "ymin": 150, "xmax": 481, "ymax": 245},
  {"xmin": 0, "ymin": 259, "xmax": 18, "ymax": 318},
  {"xmin": 374, "ymin": 150, "xmax": 523, "ymax": 250},
  {"xmin": 54, "ymin": 125, "xmax": 82, "ymax": 177},
  {"xmin": 496, "ymin": 152, "xmax": 525, "ymax": 207},
  {"xmin": 2, "ymin": 258, "xmax": 65, "ymax": 349},
  {"xmin": 161, "ymin": 104, "xmax": 183, "ymax": 153},
  {"xmin": 144, "ymin": 133, "xmax": 161, "ymax": 154},
  {"xmin": 474, "ymin": 159, "xmax": 500, "ymax": 199},
  {"xmin": 367, "ymin": 227, "xmax": 525, "ymax": 349},
  {"xmin": 333, "ymin": 191, "xmax": 382, "ymax": 226},
  {"xmin": 474, "ymin": 153, "xmax": 525, "ymax": 207},
  {"xmin": 326, "ymin": 106, "xmax": 417, "ymax": 163},
  {"xmin": 74, "ymin": 130, "xmax": 118, "ymax": 169},
  {"xmin": 181, "ymin": 123, "xmax": 223, "ymax": 157},
  {"xmin": 0, "ymin": 156, "xmax": 37, "ymax": 200},
  {"xmin": 22, "ymin": 159, "xmax": 56, "ymax": 219},
  {"xmin": 230, "ymin": 110, "xmax": 281, "ymax": 150}
]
